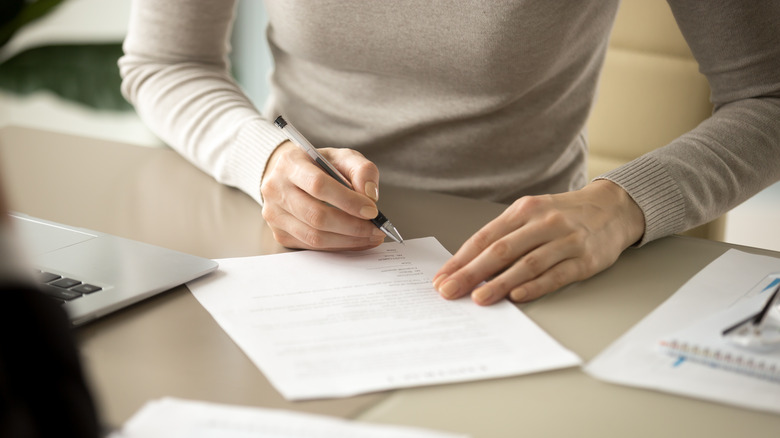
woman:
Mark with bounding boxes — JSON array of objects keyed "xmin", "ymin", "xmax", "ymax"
[{"xmin": 120, "ymin": 1, "xmax": 780, "ymax": 305}]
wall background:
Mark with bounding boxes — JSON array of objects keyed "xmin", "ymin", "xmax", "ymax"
[{"xmin": 231, "ymin": 0, "xmax": 273, "ymax": 109}]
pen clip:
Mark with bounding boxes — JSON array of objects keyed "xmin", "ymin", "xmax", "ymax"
[{"xmin": 274, "ymin": 116, "xmax": 353, "ymax": 189}]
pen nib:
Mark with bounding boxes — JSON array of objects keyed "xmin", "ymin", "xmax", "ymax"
[{"xmin": 381, "ymin": 222, "xmax": 404, "ymax": 244}]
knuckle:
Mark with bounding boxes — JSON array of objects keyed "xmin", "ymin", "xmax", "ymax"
[
  {"xmin": 301, "ymin": 229, "xmax": 324, "ymax": 248},
  {"xmin": 520, "ymin": 253, "xmax": 544, "ymax": 276},
  {"xmin": 303, "ymin": 206, "xmax": 327, "ymax": 228},
  {"xmin": 348, "ymin": 148, "xmax": 367, "ymax": 159},
  {"xmin": 261, "ymin": 209, "xmax": 273, "ymax": 225},
  {"xmin": 470, "ymin": 228, "xmax": 494, "ymax": 251},
  {"xmin": 547, "ymin": 267, "xmax": 569, "ymax": 291},
  {"xmin": 571, "ymin": 226, "xmax": 589, "ymax": 244},
  {"xmin": 579, "ymin": 252, "xmax": 598, "ymax": 273},
  {"xmin": 541, "ymin": 210, "xmax": 567, "ymax": 229},
  {"xmin": 505, "ymin": 196, "xmax": 543, "ymax": 224},
  {"xmin": 261, "ymin": 205, "xmax": 280, "ymax": 225},
  {"xmin": 510, "ymin": 196, "xmax": 532, "ymax": 211},
  {"xmin": 337, "ymin": 147, "xmax": 367, "ymax": 161},
  {"xmin": 260, "ymin": 178, "xmax": 279, "ymax": 200},
  {"xmin": 354, "ymin": 160, "xmax": 378, "ymax": 176},
  {"xmin": 580, "ymin": 252, "xmax": 609, "ymax": 277},
  {"xmin": 319, "ymin": 147, "xmax": 341, "ymax": 159},
  {"xmin": 304, "ymin": 172, "xmax": 329, "ymax": 197},
  {"xmin": 487, "ymin": 239, "xmax": 514, "ymax": 263},
  {"xmin": 510, "ymin": 195, "xmax": 542, "ymax": 213},
  {"xmin": 562, "ymin": 231, "xmax": 593, "ymax": 262},
  {"xmin": 293, "ymin": 165, "xmax": 328, "ymax": 197}
]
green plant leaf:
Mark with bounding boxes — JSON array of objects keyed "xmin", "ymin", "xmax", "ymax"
[
  {"xmin": 0, "ymin": 43, "xmax": 131, "ymax": 111},
  {"xmin": 0, "ymin": 0, "xmax": 65, "ymax": 48}
]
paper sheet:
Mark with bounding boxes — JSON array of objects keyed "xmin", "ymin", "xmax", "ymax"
[
  {"xmin": 585, "ymin": 249, "xmax": 780, "ymax": 413},
  {"xmin": 188, "ymin": 237, "xmax": 581, "ymax": 400},
  {"xmin": 658, "ymin": 287, "xmax": 780, "ymax": 382},
  {"xmin": 110, "ymin": 397, "xmax": 467, "ymax": 438}
]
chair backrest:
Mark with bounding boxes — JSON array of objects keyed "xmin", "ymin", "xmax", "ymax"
[{"xmin": 586, "ymin": 0, "xmax": 722, "ymax": 240}]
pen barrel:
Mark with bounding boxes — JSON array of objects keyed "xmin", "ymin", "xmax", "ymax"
[
  {"xmin": 315, "ymin": 157, "xmax": 351, "ymax": 188},
  {"xmin": 371, "ymin": 211, "xmax": 388, "ymax": 228},
  {"xmin": 274, "ymin": 115, "xmax": 401, "ymax": 242}
]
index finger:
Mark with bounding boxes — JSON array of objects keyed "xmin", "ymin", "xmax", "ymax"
[
  {"xmin": 322, "ymin": 148, "xmax": 381, "ymax": 202},
  {"xmin": 289, "ymin": 159, "xmax": 379, "ymax": 221},
  {"xmin": 433, "ymin": 203, "xmax": 530, "ymax": 293}
]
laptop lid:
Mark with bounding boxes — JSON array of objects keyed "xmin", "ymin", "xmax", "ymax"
[{"xmin": 10, "ymin": 213, "xmax": 218, "ymax": 326}]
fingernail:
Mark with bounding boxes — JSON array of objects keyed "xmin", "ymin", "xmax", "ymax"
[
  {"xmin": 360, "ymin": 205, "xmax": 378, "ymax": 219},
  {"xmin": 510, "ymin": 287, "xmax": 527, "ymax": 302},
  {"xmin": 372, "ymin": 228, "xmax": 387, "ymax": 238},
  {"xmin": 473, "ymin": 286, "xmax": 494, "ymax": 305},
  {"xmin": 364, "ymin": 181, "xmax": 379, "ymax": 202},
  {"xmin": 432, "ymin": 273, "xmax": 447, "ymax": 289},
  {"xmin": 438, "ymin": 278, "xmax": 460, "ymax": 299}
]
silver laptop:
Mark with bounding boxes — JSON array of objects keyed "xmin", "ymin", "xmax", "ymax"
[{"xmin": 10, "ymin": 212, "xmax": 219, "ymax": 326}]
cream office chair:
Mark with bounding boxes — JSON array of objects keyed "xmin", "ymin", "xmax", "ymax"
[{"xmin": 587, "ymin": 1, "xmax": 723, "ymax": 240}]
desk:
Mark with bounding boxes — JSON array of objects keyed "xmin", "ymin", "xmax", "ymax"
[{"xmin": 1, "ymin": 126, "xmax": 778, "ymax": 437}]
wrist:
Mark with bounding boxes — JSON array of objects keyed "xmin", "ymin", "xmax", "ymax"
[{"xmin": 587, "ymin": 179, "xmax": 645, "ymax": 248}]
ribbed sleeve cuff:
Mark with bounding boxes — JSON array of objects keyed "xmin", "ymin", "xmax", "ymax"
[
  {"xmin": 595, "ymin": 155, "xmax": 685, "ymax": 246},
  {"xmin": 221, "ymin": 118, "xmax": 289, "ymax": 205}
]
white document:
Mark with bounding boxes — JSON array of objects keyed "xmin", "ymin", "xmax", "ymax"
[
  {"xmin": 188, "ymin": 237, "xmax": 581, "ymax": 400},
  {"xmin": 111, "ymin": 397, "xmax": 467, "ymax": 438},
  {"xmin": 585, "ymin": 249, "xmax": 780, "ymax": 413}
]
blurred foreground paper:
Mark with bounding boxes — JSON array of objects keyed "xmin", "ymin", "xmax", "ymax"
[
  {"xmin": 188, "ymin": 237, "xmax": 581, "ymax": 400},
  {"xmin": 111, "ymin": 397, "xmax": 467, "ymax": 438}
]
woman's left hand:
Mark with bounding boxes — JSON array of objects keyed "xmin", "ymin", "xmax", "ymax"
[{"xmin": 433, "ymin": 180, "xmax": 645, "ymax": 305}]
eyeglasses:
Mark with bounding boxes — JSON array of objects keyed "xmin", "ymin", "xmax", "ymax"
[{"xmin": 722, "ymin": 279, "xmax": 780, "ymax": 352}]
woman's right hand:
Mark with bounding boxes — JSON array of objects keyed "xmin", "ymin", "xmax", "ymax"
[{"xmin": 260, "ymin": 141, "xmax": 388, "ymax": 250}]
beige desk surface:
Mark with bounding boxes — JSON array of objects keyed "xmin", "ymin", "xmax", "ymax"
[{"xmin": 1, "ymin": 126, "xmax": 778, "ymax": 437}]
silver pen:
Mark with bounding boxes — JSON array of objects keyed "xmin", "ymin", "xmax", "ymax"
[{"xmin": 273, "ymin": 116, "xmax": 404, "ymax": 244}]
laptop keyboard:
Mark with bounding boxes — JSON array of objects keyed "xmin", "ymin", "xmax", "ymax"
[{"xmin": 37, "ymin": 270, "xmax": 103, "ymax": 303}]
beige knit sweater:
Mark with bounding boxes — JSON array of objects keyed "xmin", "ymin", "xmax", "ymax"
[{"xmin": 120, "ymin": 0, "xmax": 780, "ymax": 244}]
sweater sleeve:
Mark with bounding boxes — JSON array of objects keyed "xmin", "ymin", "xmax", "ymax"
[
  {"xmin": 118, "ymin": 0, "xmax": 288, "ymax": 205},
  {"xmin": 597, "ymin": 1, "xmax": 780, "ymax": 244}
]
